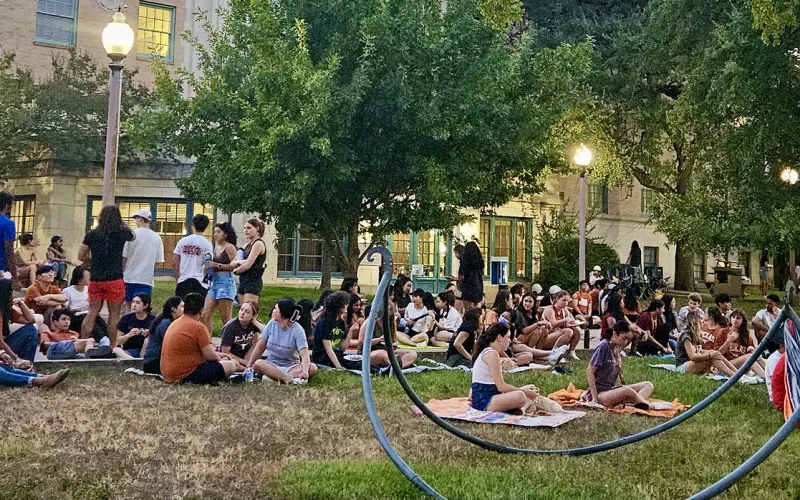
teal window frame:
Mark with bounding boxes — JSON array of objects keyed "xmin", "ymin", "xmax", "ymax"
[
  {"xmin": 276, "ymin": 226, "xmax": 347, "ymax": 278},
  {"xmin": 693, "ymin": 254, "xmax": 707, "ymax": 280},
  {"xmin": 478, "ymin": 216, "xmax": 533, "ymax": 280},
  {"xmin": 588, "ymin": 182, "xmax": 609, "ymax": 214},
  {"xmin": 34, "ymin": 0, "xmax": 79, "ymax": 47},
  {"xmin": 136, "ymin": 2, "xmax": 176, "ymax": 61},
  {"xmin": 641, "ymin": 187, "xmax": 654, "ymax": 217},
  {"xmin": 386, "ymin": 231, "xmax": 452, "ymax": 279}
]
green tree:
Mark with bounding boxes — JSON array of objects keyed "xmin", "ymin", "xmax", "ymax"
[{"xmin": 130, "ymin": 0, "xmax": 595, "ymax": 279}]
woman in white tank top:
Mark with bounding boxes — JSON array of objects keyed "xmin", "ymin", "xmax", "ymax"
[{"xmin": 470, "ymin": 323, "xmax": 542, "ymax": 413}]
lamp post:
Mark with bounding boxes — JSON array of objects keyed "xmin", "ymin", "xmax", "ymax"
[
  {"xmin": 574, "ymin": 144, "xmax": 593, "ymax": 281},
  {"xmin": 101, "ymin": 10, "xmax": 134, "ymax": 207},
  {"xmin": 780, "ymin": 167, "xmax": 799, "ymax": 295}
]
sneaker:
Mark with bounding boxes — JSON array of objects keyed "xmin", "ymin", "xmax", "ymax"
[
  {"xmin": 379, "ymin": 366, "xmax": 393, "ymax": 377},
  {"xmin": 416, "ymin": 342, "xmax": 428, "ymax": 348},
  {"xmin": 567, "ymin": 351, "xmax": 580, "ymax": 361},
  {"xmin": 620, "ymin": 351, "xmax": 628, "ymax": 357},
  {"xmin": 291, "ymin": 378, "xmax": 308, "ymax": 385},
  {"xmin": 548, "ymin": 345, "xmax": 568, "ymax": 364}
]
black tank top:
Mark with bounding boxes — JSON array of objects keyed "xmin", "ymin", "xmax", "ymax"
[{"xmin": 239, "ymin": 240, "xmax": 265, "ymax": 281}]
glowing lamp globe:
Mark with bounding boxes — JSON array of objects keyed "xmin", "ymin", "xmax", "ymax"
[
  {"xmin": 573, "ymin": 144, "xmax": 593, "ymax": 167},
  {"xmin": 102, "ymin": 11, "xmax": 134, "ymax": 61},
  {"xmin": 781, "ymin": 167, "xmax": 799, "ymax": 185}
]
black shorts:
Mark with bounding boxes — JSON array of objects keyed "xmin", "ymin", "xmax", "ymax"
[
  {"xmin": 238, "ymin": 277, "xmax": 263, "ymax": 296},
  {"xmin": 176, "ymin": 278, "xmax": 208, "ymax": 299},
  {"xmin": 182, "ymin": 360, "xmax": 226, "ymax": 385},
  {"xmin": 142, "ymin": 359, "xmax": 161, "ymax": 375}
]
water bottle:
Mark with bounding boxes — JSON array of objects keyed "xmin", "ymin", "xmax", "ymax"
[
  {"xmin": 203, "ymin": 252, "xmax": 215, "ymax": 282},
  {"xmin": 245, "ymin": 367, "xmax": 254, "ymax": 383}
]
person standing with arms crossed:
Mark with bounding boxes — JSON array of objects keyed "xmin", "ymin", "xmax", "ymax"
[{"xmin": 122, "ymin": 209, "xmax": 164, "ymax": 312}]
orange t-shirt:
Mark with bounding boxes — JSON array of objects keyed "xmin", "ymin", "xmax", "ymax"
[
  {"xmin": 24, "ymin": 282, "xmax": 63, "ymax": 314},
  {"xmin": 572, "ymin": 291, "xmax": 592, "ymax": 316},
  {"xmin": 42, "ymin": 329, "xmax": 79, "ymax": 343},
  {"xmin": 160, "ymin": 315, "xmax": 212, "ymax": 383},
  {"xmin": 701, "ymin": 324, "xmax": 728, "ymax": 351},
  {"xmin": 715, "ymin": 330, "xmax": 754, "ymax": 360}
]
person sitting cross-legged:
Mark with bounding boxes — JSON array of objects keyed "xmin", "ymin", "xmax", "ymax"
[
  {"xmin": 160, "ymin": 293, "xmax": 238, "ymax": 384},
  {"xmin": 24, "ymin": 265, "xmax": 67, "ymax": 330},
  {"xmin": 219, "ymin": 300, "xmax": 264, "ymax": 368},
  {"xmin": 142, "ymin": 296, "xmax": 183, "ymax": 375},
  {"xmin": 246, "ymin": 298, "xmax": 317, "ymax": 384}
]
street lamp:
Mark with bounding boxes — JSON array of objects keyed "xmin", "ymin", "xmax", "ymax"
[
  {"xmin": 780, "ymin": 167, "xmax": 799, "ymax": 185},
  {"xmin": 573, "ymin": 144, "xmax": 593, "ymax": 281},
  {"xmin": 101, "ymin": 10, "xmax": 134, "ymax": 206}
]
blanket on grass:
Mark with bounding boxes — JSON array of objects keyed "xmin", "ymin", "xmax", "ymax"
[
  {"xmin": 547, "ymin": 382, "xmax": 690, "ymax": 418},
  {"xmin": 412, "ymin": 397, "xmax": 584, "ymax": 428},
  {"xmin": 339, "ymin": 356, "xmax": 550, "ymax": 376},
  {"xmin": 649, "ymin": 364, "xmax": 764, "ymax": 384}
]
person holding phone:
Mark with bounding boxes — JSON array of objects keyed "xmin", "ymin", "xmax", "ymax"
[{"xmin": 116, "ymin": 293, "xmax": 155, "ymax": 357}]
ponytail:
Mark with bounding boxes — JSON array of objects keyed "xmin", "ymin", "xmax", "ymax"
[{"xmin": 472, "ymin": 322, "xmax": 509, "ymax": 363}]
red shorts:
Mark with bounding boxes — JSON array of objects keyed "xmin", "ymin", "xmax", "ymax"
[{"xmin": 89, "ymin": 279, "xmax": 125, "ymax": 303}]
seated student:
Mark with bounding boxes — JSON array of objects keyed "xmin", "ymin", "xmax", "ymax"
[
  {"xmin": 40, "ymin": 308, "xmax": 96, "ymax": 360},
  {"xmin": 765, "ymin": 322, "xmax": 791, "ymax": 402},
  {"xmin": 571, "ymin": 280, "xmax": 599, "ymax": 326},
  {"xmin": 584, "ymin": 322, "xmax": 654, "ymax": 409},
  {"xmin": 677, "ymin": 293, "xmax": 705, "ymax": 332},
  {"xmin": 220, "ymin": 301, "xmax": 264, "ymax": 368},
  {"xmin": 0, "ymin": 339, "xmax": 68, "ymax": 388},
  {"xmin": 541, "ymin": 290, "xmax": 581, "ymax": 360},
  {"xmin": 514, "ymin": 294, "xmax": 549, "ymax": 349},
  {"xmin": 701, "ymin": 306, "xmax": 729, "ymax": 351},
  {"xmin": 509, "ymin": 283, "xmax": 527, "ymax": 308},
  {"xmin": 346, "ymin": 293, "xmax": 366, "ymax": 341},
  {"xmin": 297, "ymin": 298, "xmax": 314, "ymax": 344},
  {"xmin": 430, "ymin": 291, "xmax": 462, "ymax": 347},
  {"xmin": 714, "ymin": 293, "xmax": 733, "ymax": 321},
  {"xmin": 117, "ymin": 293, "xmax": 155, "ymax": 357},
  {"xmin": 15, "ymin": 233, "xmax": 44, "ymax": 287},
  {"xmin": 311, "ymin": 290, "xmax": 333, "ymax": 327},
  {"xmin": 392, "ymin": 274, "xmax": 412, "ymax": 318},
  {"xmin": 590, "ymin": 280, "xmax": 604, "ymax": 317},
  {"xmin": 674, "ymin": 311, "xmax": 738, "ymax": 377},
  {"xmin": 446, "ymin": 307, "xmax": 483, "ymax": 367},
  {"xmin": 357, "ymin": 300, "xmax": 419, "ymax": 372},
  {"xmin": 160, "ymin": 293, "xmax": 238, "ymax": 384},
  {"xmin": 0, "ymin": 279, "xmax": 38, "ymax": 363},
  {"xmin": 24, "ymin": 265, "xmax": 67, "ymax": 329},
  {"xmin": 635, "ymin": 299, "xmax": 671, "ymax": 355},
  {"xmin": 398, "ymin": 288, "xmax": 431, "ymax": 347},
  {"xmin": 753, "ymin": 294, "xmax": 781, "ymax": 347},
  {"xmin": 469, "ymin": 322, "xmax": 541, "ymax": 413},
  {"xmin": 311, "ymin": 291, "xmax": 360, "ymax": 370},
  {"xmin": 716, "ymin": 309, "xmax": 766, "ymax": 378},
  {"xmin": 246, "ymin": 298, "xmax": 317, "ymax": 383},
  {"xmin": 142, "ymin": 296, "xmax": 183, "ymax": 375},
  {"xmin": 63, "ymin": 266, "xmax": 108, "ymax": 342}
]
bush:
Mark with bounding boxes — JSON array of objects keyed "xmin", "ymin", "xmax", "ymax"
[{"xmin": 536, "ymin": 210, "xmax": 619, "ymax": 291}]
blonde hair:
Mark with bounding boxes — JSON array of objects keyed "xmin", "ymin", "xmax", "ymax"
[
  {"xmin": 685, "ymin": 311, "xmax": 702, "ymax": 345},
  {"xmin": 687, "ymin": 292, "xmax": 702, "ymax": 303}
]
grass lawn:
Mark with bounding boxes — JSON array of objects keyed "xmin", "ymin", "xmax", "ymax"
[{"xmin": 1, "ymin": 358, "xmax": 798, "ymax": 499}]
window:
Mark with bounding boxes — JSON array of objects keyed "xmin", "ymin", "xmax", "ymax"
[
  {"xmin": 693, "ymin": 254, "xmax": 707, "ymax": 280},
  {"xmin": 588, "ymin": 182, "xmax": 608, "ymax": 214},
  {"xmin": 278, "ymin": 227, "xmax": 345, "ymax": 276},
  {"xmin": 478, "ymin": 216, "xmax": 533, "ymax": 280},
  {"xmin": 35, "ymin": 0, "xmax": 78, "ymax": 47},
  {"xmin": 10, "ymin": 196, "xmax": 36, "ymax": 241},
  {"xmin": 643, "ymin": 246, "xmax": 659, "ymax": 269},
  {"xmin": 87, "ymin": 197, "xmax": 214, "ymax": 273},
  {"xmin": 387, "ymin": 231, "xmax": 451, "ymax": 279},
  {"xmin": 137, "ymin": 3, "xmax": 175, "ymax": 60},
  {"xmin": 641, "ymin": 187, "xmax": 654, "ymax": 216}
]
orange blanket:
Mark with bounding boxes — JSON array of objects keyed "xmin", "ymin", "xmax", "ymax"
[{"xmin": 547, "ymin": 383, "xmax": 690, "ymax": 418}]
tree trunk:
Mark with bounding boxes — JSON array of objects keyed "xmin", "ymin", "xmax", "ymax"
[
  {"xmin": 345, "ymin": 224, "xmax": 361, "ymax": 278},
  {"xmin": 320, "ymin": 239, "xmax": 332, "ymax": 290},
  {"xmin": 673, "ymin": 243, "xmax": 694, "ymax": 292}
]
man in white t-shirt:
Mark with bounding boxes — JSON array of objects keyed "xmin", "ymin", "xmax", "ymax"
[
  {"xmin": 172, "ymin": 214, "xmax": 213, "ymax": 298},
  {"xmin": 122, "ymin": 209, "xmax": 165, "ymax": 309}
]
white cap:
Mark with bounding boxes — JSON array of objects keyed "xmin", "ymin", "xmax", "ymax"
[
  {"xmin": 131, "ymin": 208, "xmax": 152, "ymax": 221},
  {"xmin": 608, "ymin": 283, "xmax": 617, "ymax": 290},
  {"xmin": 549, "ymin": 285, "xmax": 562, "ymax": 295},
  {"xmin": 530, "ymin": 284, "xmax": 543, "ymax": 294},
  {"xmin": 592, "ymin": 265, "xmax": 602, "ymax": 271}
]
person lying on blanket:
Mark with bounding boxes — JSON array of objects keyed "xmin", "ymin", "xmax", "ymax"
[
  {"xmin": 674, "ymin": 311, "xmax": 737, "ymax": 377},
  {"xmin": 469, "ymin": 322, "xmax": 541, "ymax": 413},
  {"xmin": 583, "ymin": 321, "xmax": 654, "ymax": 410}
]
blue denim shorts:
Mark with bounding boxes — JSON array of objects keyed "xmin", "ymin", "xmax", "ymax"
[
  {"xmin": 470, "ymin": 382, "xmax": 501, "ymax": 411},
  {"xmin": 47, "ymin": 340, "xmax": 84, "ymax": 360},
  {"xmin": 208, "ymin": 272, "xmax": 236, "ymax": 300},
  {"xmin": 125, "ymin": 283, "xmax": 153, "ymax": 303}
]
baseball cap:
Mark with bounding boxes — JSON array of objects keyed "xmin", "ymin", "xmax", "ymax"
[
  {"xmin": 549, "ymin": 285, "xmax": 562, "ymax": 295},
  {"xmin": 531, "ymin": 284, "xmax": 543, "ymax": 294},
  {"xmin": 608, "ymin": 283, "xmax": 617, "ymax": 290},
  {"xmin": 36, "ymin": 265, "xmax": 54, "ymax": 276},
  {"xmin": 131, "ymin": 208, "xmax": 152, "ymax": 222},
  {"xmin": 592, "ymin": 265, "xmax": 602, "ymax": 271}
]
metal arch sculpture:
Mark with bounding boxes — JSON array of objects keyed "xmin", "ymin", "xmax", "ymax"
[{"xmin": 360, "ymin": 246, "xmax": 798, "ymax": 499}]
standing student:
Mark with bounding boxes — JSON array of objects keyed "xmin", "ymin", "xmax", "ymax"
[
  {"xmin": 0, "ymin": 193, "xmax": 20, "ymax": 290},
  {"xmin": 626, "ymin": 240, "xmax": 642, "ymax": 274},
  {"xmin": 585, "ymin": 321, "xmax": 654, "ymax": 409},
  {"xmin": 142, "ymin": 296, "xmax": 183, "ymax": 375},
  {"xmin": 220, "ymin": 301, "xmax": 264, "ymax": 367},
  {"xmin": 63, "ymin": 266, "xmax": 108, "ymax": 341},
  {"xmin": 79, "ymin": 205, "xmax": 135, "ymax": 346},
  {"xmin": 674, "ymin": 311, "xmax": 738, "ymax": 377},
  {"xmin": 246, "ymin": 298, "xmax": 317, "ymax": 383},
  {"xmin": 446, "ymin": 307, "xmax": 482, "ymax": 367},
  {"xmin": 117, "ymin": 293, "xmax": 155, "ymax": 357},
  {"xmin": 202, "ymin": 222, "xmax": 238, "ymax": 332},
  {"xmin": 469, "ymin": 323, "xmax": 541, "ymax": 413},
  {"xmin": 459, "ymin": 242, "xmax": 484, "ymax": 311},
  {"xmin": 233, "ymin": 218, "xmax": 266, "ymax": 304},
  {"xmin": 122, "ymin": 208, "xmax": 164, "ymax": 310},
  {"xmin": 760, "ymin": 255, "xmax": 770, "ymax": 298},
  {"xmin": 311, "ymin": 291, "xmax": 358, "ymax": 370},
  {"xmin": 716, "ymin": 309, "xmax": 766, "ymax": 378},
  {"xmin": 172, "ymin": 214, "xmax": 213, "ymax": 298}
]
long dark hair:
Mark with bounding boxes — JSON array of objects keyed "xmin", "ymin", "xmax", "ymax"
[
  {"xmin": 346, "ymin": 293, "xmax": 362, "ymax": 327},
  {"xmin": 461, "ymin": 307, "xmax": 482, "ymax": 333},
  {"xmin": 150, "ymin": 296, "xmax": 183, "ymax": 334},
  {"xmin": 70, "ymin": 265, "xmax": 87, "ymax": 286},
  {"xmin": 50, "ymin": 235, "xmax": 62, "ymax": 249},
  {"xmin": 315, "ymin": 290, "xmax": 333, "ymax": 310},
  {"xmin": 645, "ymin": 299, "xmax": 664, "ymax": 313},
  {"xmin": 730, "ymin": 309, "xmax": 750, "ymax": 346},
  {"xmin": 0, "ymin": 279, "xmax": 12, "ymax": 337},
  {"xmin": 606, "ymin": 293, "xmax": 625, "ymax": 321},
  {"xmin": 491, "ymin": 290, "xmax": 510, "ymax": 314},
  {"xmin": 97, "ymin": 205, "xmax": 126, "ymax": 234},
  {"xmin": 215, "ymin": 222, "xmax": 237, "ymax": 246},
  {"xmin": 297, "ymin": 299, "xmax": 314, "ymax": 339},
  {"xmin": 392, "ymin": 274, "xmax": 411, "ymax": 302},
  {"xmin": 461, "ymin": 241, "xmax": 484, "ymax": 272},
  {"xmin": 623, "ymin": 288, "xmax": 638, "ymax": 311},
  {"xmin": 323, "ymin": 291, "xmax": 350, "ymax": 324},
  {"xmin": 472, "ymin": 322, "xmax": 509, "ymax": 362},
  {"xmin": 706, "ymin": 305, "xmax": 725, "ymax": 327},
  {"xmin": 422, "ymin": 292, "xmax": 436, "ymax": 312},
  {"xmin": 516, "ymin": 293, "xmax": 536, "ymax": 320},
  {"xmin": 340, "ymin": 278, "xmax": 358, "ymax": 293},
  {"xmin": 662, "ymin": 294, "xmax": 677, "ymax": 331}
]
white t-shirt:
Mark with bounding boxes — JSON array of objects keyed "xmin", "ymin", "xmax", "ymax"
[
  {"xmin": 404, "ymin": 303, "xmax": 430, "ymax": 334},
  {"xmin": 438, "ymin": 307, "xmax": 463, "ymax": 332},
  {"xmin": 765, "ymin": 349, "xmax": 783, "ymax": 401},
  {"xmin": 122, "ymin": 227, "xmax": 165, "ymax": 286},
  {"xmin": 63, "ymin": 285, "xmax": 89, "ymax": 313},
  {"xmin": 756, "ymin": 308, "xmax": 778, "ymax": 330},
  {"xmin": 173, "ymin": 234, "xmax": 213, "ymax": 286}
]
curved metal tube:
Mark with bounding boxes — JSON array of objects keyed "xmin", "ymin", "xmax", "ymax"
[
  {"xmin": 382, "ymin": 293, "xmax": 783, "ymax": 456},
  {"xmin": 360, "ymin": 246, "xmax": 444, "ymax": 499}
]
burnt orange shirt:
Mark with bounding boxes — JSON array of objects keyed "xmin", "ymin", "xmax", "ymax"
[
  {"xmin": 42, "ymin": 329, "xmax": 79, "ymax": 343},
  {"xmin": 160, "ymin": 316, "xmax": 212, "ymax": 383},
  {"xmin": 24, "ymin": 282, "xmax": 63, "ymax": 314}
]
